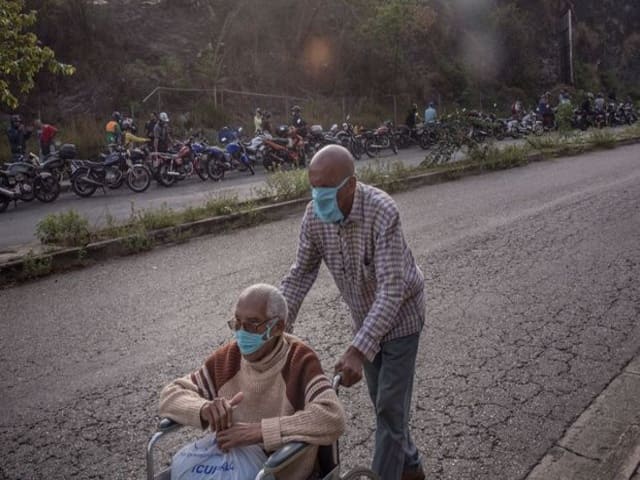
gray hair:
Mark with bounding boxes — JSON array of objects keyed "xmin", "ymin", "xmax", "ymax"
[{"xmin": 238, "ymin": 283, "xmax": 288, "ymax": 322}]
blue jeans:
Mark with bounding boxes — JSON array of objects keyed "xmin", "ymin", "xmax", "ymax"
[{"xmin": 363, "ymin": 333, "xmax": 422, "ymax": 480}]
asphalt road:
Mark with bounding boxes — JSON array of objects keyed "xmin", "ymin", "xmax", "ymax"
[
  {"xmin": 1, "ymin": 144, "xmax": 639, "ymax": 479},
  {"xmin": 0, "ymin": 148, "xmax": 426, "ymax": 250}
]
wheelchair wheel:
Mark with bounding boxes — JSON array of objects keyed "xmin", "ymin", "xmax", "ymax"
[{"xmin": 341, "ymin": 468, "xmax": 379, "ymax": 479}]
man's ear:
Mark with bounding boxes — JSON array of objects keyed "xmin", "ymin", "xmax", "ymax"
[
  {"xmin": 348, "ymin": 175, "xmax": 357, "ymax": 195},
  {"xmin": 273, "ymin": 318, "xmax": 286, "ymax": 335}
]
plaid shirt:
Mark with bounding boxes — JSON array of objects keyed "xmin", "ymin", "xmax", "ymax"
[{"xmin": 281, "ymin": 182, "xmax": 425, "ymax": 361}]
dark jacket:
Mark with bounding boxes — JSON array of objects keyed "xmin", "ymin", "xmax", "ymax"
[{"xmin": 7, "ymin": 125, "xmax": 31, "ymax": 154}]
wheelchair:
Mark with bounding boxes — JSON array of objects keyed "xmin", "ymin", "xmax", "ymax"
[{"xmin": 146, "ymin": 374, "xmax": 378, "ymax": 480}]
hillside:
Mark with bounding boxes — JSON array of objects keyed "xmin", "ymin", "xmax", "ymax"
[{"xmin": 14, "ymin": 0, "xmax": 640, "ymax": 123}]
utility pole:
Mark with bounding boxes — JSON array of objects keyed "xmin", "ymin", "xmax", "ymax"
[{"xmin": 559, "ymin": 1, "xmax": 575, "ymax": 85}]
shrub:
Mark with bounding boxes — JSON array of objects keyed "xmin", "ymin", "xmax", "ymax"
[
  {"xmin": 36, "ymin": 210, "xmax": 90, "ymax": 246},
  {"xmin": 556, "ymin": 102, "xmax": 574, "ymax": 132},
  {"xmin": 22, "ymin": 251, "xmax": 53, "ymax": 279}
]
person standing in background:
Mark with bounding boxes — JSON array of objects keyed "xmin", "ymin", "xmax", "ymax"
[{"xmin": 33, "ymin": 119, "xmax": 58, "ymax": 157}]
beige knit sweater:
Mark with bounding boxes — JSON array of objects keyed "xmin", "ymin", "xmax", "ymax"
[{"xmin": 159, "ymin": 334, "xmax": 345, "ymax": 480}]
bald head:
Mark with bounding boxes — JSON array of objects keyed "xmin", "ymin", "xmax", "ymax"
[
  {"xmin": 308, "ymin": 145, "xmax": 358, "ymax": 220},
  {"xmin": 308, "ymin": 145, "xmax": 355, "ymax": 188}
]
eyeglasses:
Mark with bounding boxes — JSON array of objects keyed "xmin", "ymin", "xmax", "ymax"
[{"xmin": 227, "ymin": 317, "xmax": 276, "ymax": 334}]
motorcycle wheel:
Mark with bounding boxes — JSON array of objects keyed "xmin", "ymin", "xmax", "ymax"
[
  {"xmin": 33, "ymin": 176, "xmax": 61, "ymax": 203},
  {"xmin": 157, "ymin": 164, "xmax": 176, "ymax": 187},
  {"xmin": 126, "ymin": 165, "xmax": 152, "ymax": 193},
  {"xmin": 71, "ymin": 168, "xmax": 98, "ymax": 198},
  {"xmin": 247, "ymin": 163, "xmax": 255, "ymax": 175},
  {"xmin": 418, "ymin": 133, "xmax": 431, "ymax": 150},
  {"xmin": 195, "ymin": 159, "xmax": 209, "ymax": 181},
  {"xmin": 0, "ymin": 178, "xmax": 10, "ymax": 213},
  {"xmin": 207, "ymin": 160, "xmax": 225, "ymax": 181},
  {"xmin": 348, "ymin": 139, "xmax": 362, "ymax": 161},
  {"xmin": 390, "ymin": 135, "xmax": 398, "ymax": 154},
  {"xmin": 364, "ymin": 138, "xmax": 378, "ymax": 158}
]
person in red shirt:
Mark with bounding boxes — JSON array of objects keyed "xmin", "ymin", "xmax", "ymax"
[{"xmin": 34, "ymin": 119, "xmax": 58, "ymax": 157}]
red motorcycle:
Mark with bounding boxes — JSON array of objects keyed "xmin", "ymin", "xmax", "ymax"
[
  {"xmin": 152, "ymin": 138, "xmax": 208, "ymax": 187},
  {"xmin": 261, "ymin": 126, "xmax": 306, "ymax": 171}
]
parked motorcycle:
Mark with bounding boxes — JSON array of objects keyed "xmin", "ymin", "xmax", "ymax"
[
  {"xmin": 70, "ymin": 146, "xmax": 152, "ymax": 197},
  {"xmin": 0, "ymin": 159, "xmax": 60, "ymax": 212},
  {"xmin": 39, "ymin": 143, "xmax": 79, "ymax": 183},
  {"xmin": 260, "ymin": 126, "xmax": 306, "ymax": 171},
  {"xmin": 153, "ymin": 139, "xmax": 208, "ymax": 187},
  {"xmin": 206, "ymin": 128, "xmax": 255, "ymax": 181},
  {"xmin": 334, "ymin": 119, "xmax": 364, "ymax": 160},
  {"xmin": 363, "ymin": 121, "xmax": 398, "ymax": 158}
]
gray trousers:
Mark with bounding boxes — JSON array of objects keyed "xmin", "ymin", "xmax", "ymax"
[{"xmin": 363, "ymin": 333, "xmax": 422, "ymax": 480}]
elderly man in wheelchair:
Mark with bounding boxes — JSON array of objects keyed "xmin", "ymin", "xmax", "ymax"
[{"xmin": 148, "ymin": 283, "xmax": 378, "ymax": 480}]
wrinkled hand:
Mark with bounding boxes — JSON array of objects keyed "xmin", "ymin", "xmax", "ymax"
[
  {"xmin": 216, "ymin": 422, "xmax": 262, "ymax": 452},
  {"xmin": 334, "ymin": 346, "xmax": 365, "ymax": 387},
  {"xmin": 200, "ymin": 392, "xmax": 244, "ymax": 432}
]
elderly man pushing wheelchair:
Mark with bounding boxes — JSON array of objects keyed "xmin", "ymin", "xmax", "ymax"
[
  {"xmin": 280, "ymin": 145, "xmax": 426, "ymax": 480},
  {"xmin": 160, "ymin": 283, "xmax": 345, "ymax": 480}
]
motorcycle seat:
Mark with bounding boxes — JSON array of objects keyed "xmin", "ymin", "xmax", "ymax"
[
  {"xmin": 83, "ymin": 160, "xmax": 105, "ymax": 168},
  {"xmin": 272, "ymin": 138, "xmax": 289, "ymax": 146}
]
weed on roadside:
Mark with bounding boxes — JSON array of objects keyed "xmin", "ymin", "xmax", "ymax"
[
  {"xmin": 21, "ymin": 251, "xmax": 53, "ymax": 279},
  {"xmin": 255, "ymin": 169, "xmax": 310, "ymax": 201},
  {"xmin": 123, "ymin": 226, "xmax": 154, "ymax": 253},
  {"xmin": 358, "ymin": 161, "xmax": 411, "ymax": 190},
  {"xmin": 202, "ymin": 195, "xmax": 239, "ymax": 217},
  {"xmin": 36, "ymin": 210, "xmax": 91, "ymax": 247},
  {"xmin": 470, "ymin": 145, "xmax": 531, "ymax": 170},
  {"xmin": 133, "ymin": 204, "xmax": 179, "ymax": 231},
  {"xmin": 590, "ymin": 130, "xmax": 617, "ymax": 149}
]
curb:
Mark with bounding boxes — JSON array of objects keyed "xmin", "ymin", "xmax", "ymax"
[
  {"xmin": 1, "ymin": 136, "xmax": 639, "ymax": 286},
  {"xmin": 525, "ymin": 355, "xmax": 640, "ymax": 480}
]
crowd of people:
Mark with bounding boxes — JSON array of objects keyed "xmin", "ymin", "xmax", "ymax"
[{"xmin": 5, "ymin": 89, "xmax": 636, "ymax": 166}]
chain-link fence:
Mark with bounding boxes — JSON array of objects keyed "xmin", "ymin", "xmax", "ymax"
[{"xmin": 140, "ymin": 86, "xmax": 436, "ymax": 134}]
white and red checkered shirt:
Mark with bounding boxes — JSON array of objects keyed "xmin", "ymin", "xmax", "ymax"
[{"xmin": 281, "ymin": 182, "xmax": 425, "ymax": 361}]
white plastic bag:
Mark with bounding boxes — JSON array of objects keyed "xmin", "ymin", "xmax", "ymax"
[{"xmin": 171, "ymin": 434, "xmax": 267, "ymax": 480}]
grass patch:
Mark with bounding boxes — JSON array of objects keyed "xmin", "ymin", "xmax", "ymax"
[
  {"xmin": 255, "ymin": 169, "xmax": 310, "ymax": 201},
  {"xmin": 470, "ymin": 144, "xmax": 532, "ymax": 170},
  {"xmin": 22, "ymin": 251, "xmax": 53, "ymax": 279},
  {"xmin": 36, "ymin": 210, "xmax": 91, "ymax": 247},
  {"xmin": 358, "ymin": 161, "xmax": 412, "ymax": 191},
  {"xmin": 525, "ymin": 134, "xmax": 569, "ymax": 151},
  {"xmin": 589, "ymin": 130, "xmax": 617, "ymax": 149},
  {"xmin": 39, "ymin": 195, "xmax": 243, "ymax": 248}
]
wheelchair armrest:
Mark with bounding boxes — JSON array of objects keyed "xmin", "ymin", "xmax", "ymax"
[
  {"xmin": 263, "ymin": 441, "xmax": 312, "ymax": 470},
  {"xmin": 158, "ymin": 417, "xmax": 181, "ymax": 432}
]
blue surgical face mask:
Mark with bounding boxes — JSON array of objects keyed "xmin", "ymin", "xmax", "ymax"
[
  {"xmin": 312, "ymin": 176, "xmax": 352, "ymax": 224},
  {"xmin": 234, "ymin": 319, "xmax": 278, "ymax": 355}
]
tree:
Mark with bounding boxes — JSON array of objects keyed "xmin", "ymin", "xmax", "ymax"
[{"xmin": 0, "ymin": 0, "xmax": 74, "ymax": 109}]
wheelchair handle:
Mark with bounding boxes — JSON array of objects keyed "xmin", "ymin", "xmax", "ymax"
[{"xmin": 332, "ymin": 373, "xmax": 342, "ymax": 393}]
